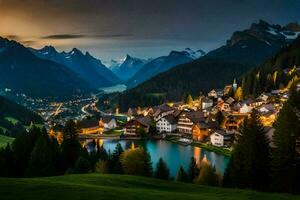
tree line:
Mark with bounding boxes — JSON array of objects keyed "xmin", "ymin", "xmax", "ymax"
[
  {"xmin": 0, "ymin": 119, "xmax": 220, "ymax": 187},
  {"xmin": 0, "ymin": 85, "xmax": 299, "ymax": 193},
  {"xmin": 241, "ymin": 36, "xmax": 300, "ymax": 98},
  {"xmin": 224, "ymin": 84, "xmax": 300, "ymax": 194}
]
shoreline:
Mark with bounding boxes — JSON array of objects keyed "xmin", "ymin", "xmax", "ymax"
[
  {"xmin": 165, "ymin": 135, "xmax": 231, "ymax": 157},
  {"xmin": 80, "ymin": 134, "xmax": 231, "ymax": 157},
  {"xmin": 192, "ymin": 142, "xmax": 232, "ymax": 157}
]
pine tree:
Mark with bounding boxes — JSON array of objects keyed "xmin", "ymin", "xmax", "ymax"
[
  {"xmin": 63, "ymin": 120, "xmax": 78, "ymax": 140},
  {"xmin": 265, "ymin": 73, "xmax": 274, "ymax": 91},
  {"xmin": 272, "ymin": 71, "xmax": 278, "ymax": 87},
  {"xmin": 253, "ymin": 72, "xmax": 261, "ymax": 97},
  {"xmin": 271, "ymin": 86, "xmax": 300, "ymax": 193},
  {"xmin": 223, "ymin": 111, "xmax": 270, "ymax": 190},
  {"xmin": 185, "ymin": 94, "xmax": 193, "ymax": 105},
  {"xmin": 95, "ymin": 160, "xmax": 109, "ymax": 174},
  {"xmin": 215, "ymin": 111, "xmax": 225, "ymax": 127},
  {"xmin": 154, "ymin": 157, "xmax": 170, "ymax": 180},
  {"xmin": 97, "ymin": 142, "xmax": 108, "ymax": 161},
  {"xmin": 142, "ymin": 148, "xmax": 153, "ymax": 177},
  {"xmin": 188, "ymin": 157, "xmax": 199, "ymax": 182},
  {"xmin": 74, "ymin": 156, "xmax": 90, "ymax": 174},
  {"xmin": 195, "ymin": 162, "xmax": 220, "ymax": 186},
  {"xmin": 109, "ymin": 143, "xmax": 124, "ymax": 174},
  {"xmin": 60, "ymin": 120, "xmax": 83, "ymax": 171},
  {"xmin": 120, "ymin": 147, "xmax": 152, "ymax": 177},
  {"xmin": 12, "ymin": 127, "xmax": 41, "ymax": 177},
  {"xmin": 27, "ymin": 134, "xmax": 59, "ymax": 177},
  {"xmin": 176, "ymin": 166, "xmax": 188, "ymax": 182},
  {"xmin": 234, "ymin": 87, "xmax": 243, "ymax": 102},
  {"xmin": 0, "ymin": 144, "xmax": 14, "ymax": 177},
  {"xmin": 60, "ymin": 138, "xmax": 82, "ymax": 171}
]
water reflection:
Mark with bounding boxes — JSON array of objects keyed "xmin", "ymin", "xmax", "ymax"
[
  {"xmin": 85, "ymin": 139, "xmax": 229, "ymax": 177},
  {"xmin": 193, "ymin": 147, "xmax": 201, "ymax": 165}
]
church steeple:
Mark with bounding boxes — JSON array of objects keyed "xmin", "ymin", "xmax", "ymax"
[{"xmin": 232, "ymin": 78, "xmax": 237, "ymax": 91}]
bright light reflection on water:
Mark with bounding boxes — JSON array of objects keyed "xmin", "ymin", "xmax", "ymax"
[{"xmin": 86, "ymin": 139, "xmax": 229, "ymax": 177}]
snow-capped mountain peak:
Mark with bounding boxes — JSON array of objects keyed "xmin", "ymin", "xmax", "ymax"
[
  {"xmin": 184, "ymin": 48, "xmax": 206, "ymax": 59},
  {"xmin": 69, "ymin": 48, "xmax": 83, "ymax": 56},
  {"xmin": 266, "ymin": 26, "xmax": 300, "ymax": 40},
  {"xmin": 30, "ymin": 45, "xmax": 120, "ymax": 87},
  {"xmin": 106, "ymin": 54, "xmax": 149, "ymax": 81}
]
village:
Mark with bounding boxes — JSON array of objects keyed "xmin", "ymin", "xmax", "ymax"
[{"xmin": 48, "ymin": 74, "xmax": 300, "ymax": 155}]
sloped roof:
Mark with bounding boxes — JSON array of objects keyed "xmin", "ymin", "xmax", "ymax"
[
  {"xmin": 259, "ymin": 104, "xmax": 276, "ymax": 112},
  {"xmin": 231, "ymin": 103, "xmax": 242, "ymax": 112},
  {"xmin": 213, "ymin": 129, "xmax": 234, "ymax": 136},
  {"xmin": 153, "ymin": 104, "xmax": 174, "ymax": 117},
  {"xmin": 213, "ymin": 129, "xmax": 227, "ymax": 136},
  {"xmin": 163, "ymin": 115, "xmax": 177, "ymax": 124},
  {"xmin": 127, "ymin": 108, "xmax": 138, "ymax": 116},
  {"xmin": 136, "ymin": 116, "xmax": 152, "ymax": 127},
  {"xmin": 101, "ymin": 115, "xmax": 115, "ymax": 123},
  {"xmin": 241, "ymin": 98, "xmax": 255, "ymax": 105},
  {"xmin": 172, "ymin": 109, "xmax": 182, "ymax": 117},
  {"xmin": 196, "ymin": 121, "xmax": 218, "ymax": 129},
  {"xmin": 185, "ymin": 110, "xmax": 206, "ymax": 123},
  {"xmin": 203, "ymin": 97, "xmax": 213, "ymax": 103},
  {"xmin": 225, "ymin": 97, "xmax": 235, "ymax": 104}
]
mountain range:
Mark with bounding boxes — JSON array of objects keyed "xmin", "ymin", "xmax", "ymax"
[
  {"xmin": 108, "ymin": 55, "xmax": 149, "ymax": 81},
  {"xmin": 205, "ymin": 20, "xmax": 300, "ymax": 64},
  {"xmin": 30, "ymin": 46, "xmax": 120, "ymax": 88},
  {"xmin": 116, "ymin": 20, "xmax": 300, "ymax": 111},
  {"xmin": 1, "ymin": 20, "xmax": 299, "ymax": 101},
  {"xmin": 125, "ymin": 48, "xmax": 206, "ymax": 88},
  {"xmin": 0, "ymin": 37, "xmax": 91, "ymax": 97},
  {"xmin": 0, "ymin": 36, "xmax": 205, "ymax": 98}
]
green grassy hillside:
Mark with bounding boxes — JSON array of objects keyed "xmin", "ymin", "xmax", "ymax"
[
  {"xmin": 0, "ymin": 95, "xmax": 44, "ymax": 137},
  {"xmin": 0, "ymin": 96, "xmax": 43, "ymax": 125},
  {"xmin": 0, "ymin": 174, "xmax": 298, "ymax": 200},
  {"xmin": 0, "ymin": 134, "xmax": 14, "ymax": 148}
]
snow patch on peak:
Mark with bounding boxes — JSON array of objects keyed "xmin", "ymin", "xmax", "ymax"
[
  {"xmin": 69, "ymin": 48, "xmax": 83, "ymax": 56},
  {"xmin": 184, "ymin": 48, "xmax": 206, "ymax": 59},
  {"xmin": 266, "ymin": 27, "xmax": 279, "ymax": 36},
  {"xmin": 266, "ymin": 26, "xmax": 300, "ymax": 40},
  {"xmin": 282, "ymin": 31, "xmax": 300, "ymax": 40}
]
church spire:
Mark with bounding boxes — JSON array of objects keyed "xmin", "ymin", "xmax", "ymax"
[{"xmin": 233, "ymin": 78, "xmax": 237, "ymax": 91}]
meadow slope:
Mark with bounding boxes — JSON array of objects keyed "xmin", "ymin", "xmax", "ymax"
[{"xmin": 0, "ymin": 174, "xmax": 299, "ymax": 200}]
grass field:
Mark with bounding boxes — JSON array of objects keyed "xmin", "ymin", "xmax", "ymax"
[
  {"xmin": 0, "ymin": 126, "xmax": 8, "ymax": 133},
  {"xmin": 194, "ymin": 143, "xmax": 232, "ymax": 157},
  {"xmin": 0, "ymin": 174, "xmax": 299, "ymax": 200},
  {"xmin": 103, "ymin": 129, "xmax": 124, "ymax": 136},
  {"xmin": 0, "ymin": 134, "xmax": 14, "ymax": 148},
  {"xmin": 4, "ymin": 117, "xmax": 19, "ymax": 125}
]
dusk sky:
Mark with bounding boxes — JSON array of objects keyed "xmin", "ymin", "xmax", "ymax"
[{"xmin": 1, "ymin": 0, "xmax": 299, "ymax": 62}]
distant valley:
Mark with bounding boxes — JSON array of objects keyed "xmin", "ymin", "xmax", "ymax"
[
  {"xmin": 115, "ymin": 20, "xmax": 300, "ymax": 111},
  {"xmin": 0, "ymin": 20, "xmax": 299, "ymax": 108}
]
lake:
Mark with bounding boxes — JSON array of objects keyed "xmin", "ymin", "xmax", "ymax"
[
  {"xmin": 87, "ymin": 139, "xmax": 229, "ymax": 177},
  {"xmin": 99, "ymin": 84, "xmax": 127, "ymax": 93}
]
